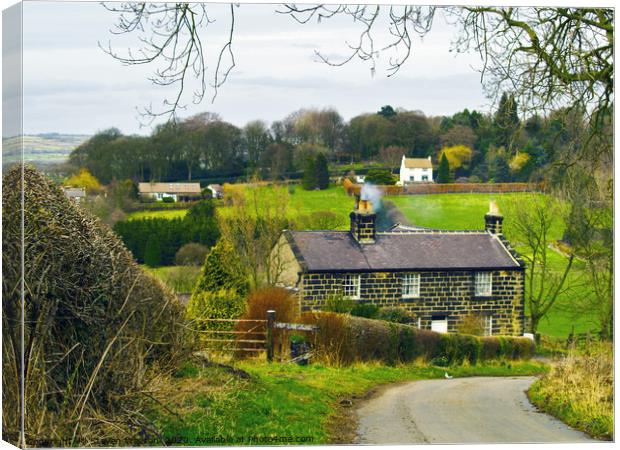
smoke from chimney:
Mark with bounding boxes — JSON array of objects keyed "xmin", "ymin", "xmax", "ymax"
[{"xmin": 360, "ymin": 183, "xmax": 383, "ymax": 212}]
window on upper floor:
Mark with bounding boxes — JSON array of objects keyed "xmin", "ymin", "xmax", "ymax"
[
  {"xmin": 475, "ymin": 272, "xmax": 493, "ymax": 296},
  {"xmin": 343, "ymin": 274, "xmax": 361, "ymax": 300},
  {"xmin": 402, "ymin": 273, "xmax": 420, "ymax": 298}
]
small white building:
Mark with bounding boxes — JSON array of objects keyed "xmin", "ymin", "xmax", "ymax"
[
  {"xmin": 206, "ymin": 184, "xmax": 224, "ymax": 199},
  {"xmin": 63, "ymin": 187, "xmax": 86, "ymax": 203},
  {"xmin": 399, "ymin": 156, "xmax": 434, "ymax": 184},
  {"xmin": 138, "ymin": 182, "xmax": 201, "ymax": 202}
]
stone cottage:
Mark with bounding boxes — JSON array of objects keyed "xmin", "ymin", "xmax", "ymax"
[{"xmin": 273, "ymin": 198, "xmax": 525, "ymax": 336}]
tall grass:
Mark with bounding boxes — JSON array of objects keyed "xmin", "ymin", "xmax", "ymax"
[{"xmin": 529, "ymin": 342, "xmax": 613, "ymax": 440}]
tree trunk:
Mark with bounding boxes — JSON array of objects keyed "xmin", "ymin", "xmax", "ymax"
[{"xmin": 529, "ymin": 315, "xmax": 539, "ymax": 335}]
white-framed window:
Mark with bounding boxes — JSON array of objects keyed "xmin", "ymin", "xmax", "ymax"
[
  {"xmin": 416, "ymin": 317, "xmax": 422, "ymax": 329},
  {"xmin": 343, "ymin": 274, "xmax": 361, "ymax": 300},
  {"xmin": 409, "ymin": 176, "xmax": 415, "ymax": 181},
  {"xmin": 484, "ymin": 315, "xmax": 493, "ymax": 336},
  {"xmin": 402, "ymin": 273, "xmax": 420, "ymax": 298},
  {"xmin": 421, "ymin": 175, "xmax": 429, "ymax": 181},
  {"xmin": 474, "ymin": 272, "xmax": 493, "ymax": 296}
]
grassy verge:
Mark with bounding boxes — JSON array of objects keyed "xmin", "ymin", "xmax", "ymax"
[
  {"xmin": 528, "ymin": 343, "xmax": 613, "ymax": 440},
  {"xmin": 148, "ymin": 359, "xmax": 548, "ymax": 446}
]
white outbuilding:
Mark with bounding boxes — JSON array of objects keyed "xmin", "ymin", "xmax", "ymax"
[{"xmin": 399, "ymin": 156, "xmax": 434, "ymax": 184}]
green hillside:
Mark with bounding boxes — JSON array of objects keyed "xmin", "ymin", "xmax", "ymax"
[{"xmin": 2, "ymin": 133, "xmax": 90, "ymax": 166}]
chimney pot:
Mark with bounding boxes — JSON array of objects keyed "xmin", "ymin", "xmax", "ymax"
[
  {"xmin": 485, "ymin": 201, "xmax": 504, "ymax": 235},
  {"xmin": 350, "ymin": 199, "xmax": 376, "ymax": 244}
]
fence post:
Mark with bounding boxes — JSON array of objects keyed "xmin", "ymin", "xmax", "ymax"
[{"xmin": 266, "ymin": 310, "xmax": 275, "ymax": 363}]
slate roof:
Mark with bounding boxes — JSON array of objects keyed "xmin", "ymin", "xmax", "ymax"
[
  {"xmin": 284, "ymin": 230, "xmax": 521, "ymax": 272},
  {"xmin": 402, "ymin": 157, "xmax": 433, "ymax": 169}
]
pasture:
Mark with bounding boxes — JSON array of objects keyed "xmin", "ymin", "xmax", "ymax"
[
  {"xmin": 126, "ymin": 208, "xmax": 188, "ymax": 220},
  {"xmin": 217, "ymin": 184, "xmax": 354, "ymax": 228}
]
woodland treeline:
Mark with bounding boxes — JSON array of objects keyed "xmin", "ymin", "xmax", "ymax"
[{"xmin": 66, "ymin": 94, "xmax": 605, "ymax": 185}]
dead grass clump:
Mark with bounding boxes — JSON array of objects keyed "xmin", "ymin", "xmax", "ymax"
[
  {"xmin": 530, "ymin": 342, "xmax": 613, "ymax": 440},
  {"xmin": 300, "ymin": 311, "xmax": 348, "ymax": 366},
  {"xmin": 2, "ymin": 165, "xmax": 186, "ymax": 447}
]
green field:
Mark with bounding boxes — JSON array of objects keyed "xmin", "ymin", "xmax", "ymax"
[
  {"xmin": 218, "ymin": 184, "xmax": 354, "ymax": 228},
  {"xmin": 387, "ymin": 192, "xmax": 565, "ymax": 236},
  {"xmin": 126, "ymin": 185, "xmax": 353, "ymax": 223},
  {"xmin": 2, "ymin": 133, "xmax": 90, "ymax": 165},
  {"xmin": 126, "ymin": 209, "xmax": 189, "ymax": 220},
  {"xmin": 387, "ymin": 192, "xmax": 594, "ymax": 338}
]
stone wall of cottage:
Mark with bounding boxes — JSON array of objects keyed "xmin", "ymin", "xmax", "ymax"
[{"xmin": 299, "ymin": 270, "xmax": 524, "ymax": 336}]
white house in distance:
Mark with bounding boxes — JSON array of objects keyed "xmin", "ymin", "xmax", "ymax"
[
  {"xmin": 398, "ymin": 156, "xmax": 434, "ymax": 184},
  {"xmin": 206, "ymin": 184, "xmax": 224, "ymax": 199},
  {"xmin": 138, "ymin": 182, "xmax": 202, "ymax": 202}
]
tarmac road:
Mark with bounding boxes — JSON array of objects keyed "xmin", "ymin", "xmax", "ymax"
[{"xmin": 355, "ymin": 376, "xmax": 595, "ymax": 444}]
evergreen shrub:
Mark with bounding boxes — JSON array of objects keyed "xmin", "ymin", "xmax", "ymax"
[
  {"xmin": 350, "ymin": 303, "xmax": 380, "ymax": 319},
  {"xmin": 323, "ymin": 293, "xmax": 354, "ymax": 314}
]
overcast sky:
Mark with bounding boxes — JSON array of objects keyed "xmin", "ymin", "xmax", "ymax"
[{"xmin": 21, "ymin": 1, "xmax": 492, "ymax": 136}]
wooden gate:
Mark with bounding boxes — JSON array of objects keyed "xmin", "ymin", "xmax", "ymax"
[{"xmin": 192, "ymin": 310, "xmax": 318, "ymax": 362}]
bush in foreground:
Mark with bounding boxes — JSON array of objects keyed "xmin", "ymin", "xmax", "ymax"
[{"xmin": 2, "ymin": 165, "xmax": 185, "ymax": 446}]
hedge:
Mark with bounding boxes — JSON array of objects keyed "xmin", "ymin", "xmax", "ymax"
[
  {"xmin": 300, "ymin": 312, "xmax": 535, "ymax": 366},
  {"xmin": 402, "ymin": 182, "xmax": 542, "ymax": 195},
  {"xmin": 114, "ymin": 200, "xmax": 219, "ymax": 266},
  {"xmin": 343, "ymin": 181, "xmax": 542, "ymax": 197}
]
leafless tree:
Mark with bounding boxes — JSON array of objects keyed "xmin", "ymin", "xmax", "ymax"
[
  {"xmin": 217, "ymin": 180, "xmax": 290, "ymax": 288},
  {"xmin": 100, "ymin": 2, "xmax": 237, "ymax": 125},
  {"xmin": 504, "ymin": 195, "xmax": 576, "ymax": 336},
  {"xmin": 378, "ymin": 145, "xmax": 406, "ymax": 172},
  {"xmin": 561, "ymin": 167, "xmax": 613, "ymax": 340}
]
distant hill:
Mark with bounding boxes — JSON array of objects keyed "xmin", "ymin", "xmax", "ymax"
[{"xmin": 3, "ymin": 133, "xmax": 91, "ymax": 167}]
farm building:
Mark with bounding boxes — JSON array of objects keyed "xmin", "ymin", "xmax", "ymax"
[
  {"xmin": 399, "ymin": 155, "xmax": 434, "ymax": 184},
  {"xmin": 273, "ymin": 197, "xmax": 525, "ymax": 336},
  {"xmin": 62, "ymin": 187, "xmax": 86, "ymax": 203},
  {"xmin": 138, "ymin": 182, "xmax": 201, "ymax": 202}
]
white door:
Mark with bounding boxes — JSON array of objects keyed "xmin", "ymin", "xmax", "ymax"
[{"xmin": 431, "ymin": 318, "xmax": 448, "ymax": 334}]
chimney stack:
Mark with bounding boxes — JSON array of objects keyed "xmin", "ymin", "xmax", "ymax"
[
  {"xmin": 350, "ymin": 194, "xmax": 376, "ymax": 244},
  {"xmin": 485, "ymin": 201, "xmax": 503, "ymax": 235}
]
